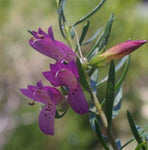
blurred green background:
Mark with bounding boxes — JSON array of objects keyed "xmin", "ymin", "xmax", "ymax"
[{"xmin": 0, "ymin": 0, "xmax": 148, "ymax": 149}]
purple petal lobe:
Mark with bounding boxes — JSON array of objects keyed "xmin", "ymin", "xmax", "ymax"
[
  {"xmin": 39, "ymin": 104, "xmax": 56, "ymax": 135},
  {"xmin": 20, "ymin": 81, "xmax": 52, "ymax": 104},
  {"xmin": 38, "ymin": 28, "xmax": 49, "ymax": 38},
  {"xmin": 68, "ymin": 84, "xmax": 89, "ymax": 115},
  {"xmin": 29, "ymin": 39, "xmax": 66, "ymax": 61},
  {"xmin": 37, "ymin": 80, "xmax": 43, "ymax": 88},
  {"xmin": 48, "ymin": 27, "xmax": 55, "ymax": 41},
  {"xmin": 20, "ymin": 89, "xmax": 34, "ymax": 100},
  {"xmin": 43, "ymin": 71, "xmax": 60, "ymax": 86}
]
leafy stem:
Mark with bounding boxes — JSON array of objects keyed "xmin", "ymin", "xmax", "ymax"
[{"xmin": 92, "ymin": 92, "xmax": 119, "ymax": 150}]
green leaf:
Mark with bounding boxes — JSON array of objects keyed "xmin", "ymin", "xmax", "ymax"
[
  {"xmin": 135, "ymin": 142, "xmax": 147, "ymax": 150},
  {"xmin": 87, "ymin": 14, "xmax": 115, "ymax": 59},
  {"xmin": 115, "ymin": 55, "xmax": 130, "ymax": 90},
  {"xmin": 97, "ymin": 13, "xmax": 114, "ymax": 52},
  {"xmin": 95, "ymin": 120, "xmax": 110, "ymax": 150},
  {"xmin": 76, "ymin": 58, "xmax": 91, "ymax": 92},
  {"xmin": 90, "ymin": 69, "xmax": 99, "ymax": 93},
  {"xmin": 127, "ymin": 111, "xmax": 145, "ymax": 150},
  {"xmin": 136, "ymin": 125, "xmax": 148, "ymax": 140},
  {"xmin": 27, "ymin": 30, "xmax": 33, "ymax": 35},
  {"xmin": 58, "ymin": 0, "xmax": 66, "ymax": 38},
  {"xmin": 96, "ymin": 55, "xmax": 129, "ymax": 87},
  {"xmin": 82, "ymin": 27, "xmax": 102, "ymax": 46},
  {"xmin": 88, "ymin": 111, "xmax": 96, "ymax": 131},
  {"xmin": 112, "ymin": 87, "xmax": 123, "ymax": 119},
  {"xmin": 70, "ymin": 27, "xmax": 75, "ymax": 39},
  {"xmin": 87, "ymin": 31, "xmax": 104, "ymax": 59},
  {"xmin": 105, "ymin": 60, "xmax": 115, "ymax": 130},
  {"xmin": 121, "ymin": 124, "xmax": 148, "ymax": 149},
  {"xmin": 73, "ymin": 0, "xmax": 106, "ymax": 26},
  {"xmin": 79, "ymin": 20, "xmax": 90, "ymax": 45}
]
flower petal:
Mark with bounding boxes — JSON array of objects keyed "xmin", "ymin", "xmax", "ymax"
[
  {"xmin": 39, "ymin": 104, "xmax": 56, "ymax": 135},
  {"xmin": 29, "ymin": 39, "xmax": 66, "ymax": 61},
  {"xmin": 48, "ymin": 26, "xmax": 55, "ymax": 41},
  {"xmin": 43, "ymin": 71, "xmax": 60, "ymax": 86},
  {"xmin": 68, "ymin": 84, "xmax": 89, "ymax": 115},
  {"xmin": 36, "ymin": 80, "xmax": 43, "ymax": 89},
  {"xmin": 20, "ymin": 81, "xmax": 52, "ymax": 104},
  {"xmin": 38, "ymin": 28, "xmax": 49, "ymax": 38},
  {"xmin": 20, "ymin": 88, "xmax": 34, "ymax": 100}
]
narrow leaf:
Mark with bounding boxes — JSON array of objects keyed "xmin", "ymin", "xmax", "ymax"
[
  {"xmin": 136, "ymin": 125, "xmax": 148, "ymax": 141},
  {"xmin": 112, "ymin": 87, "xmax": 123, "ymax": 119},
  {"xmin": 87, "ymin": 31, "xmax": 104, "ymax": 58},
  {"xmin": 70, "ymin": 28, "xmax": 75, "ymax": 39},
  {"xmin": 90, "ymin": 69, "xmax": 99, "ymax": 93},
  {"xmin": 135, "ymin": 142, "xmax": 147, "ymax": 150},
  {"xmin": 27, "ymin": 30, "xmax": 33, "ymax": 35},
  {"xmin": 89, "ymin": 111, "xmax": 96, "ymax": 131},
  {"xmin": 105, "ymin": 60, "xmax": 115, "ymax": 130},
  {"xmin": 121, "ymin": 124, "xmax": 148, "ymax": 149},
  {"xmin": 97, "ymin": 13, "xmax": 114, "ymax": 52},
  {"xmin": 79, "ymin": 20, "xmax": 90, "ymax": 45},
  {"xmin": 87, "ymin": 14, "xmax": 114, "ymax": 59},
  {"xmin": 116, "ymin": 139, "xmax": 122, "ymax": 149},
  {"xmin": 58, "ymin": 0, "xmax": 66, "ymax": 38},
  {"xmin": 95, "ymin": 120, "xmax": 110, "ymax": 150},
  {"xmin": 127, "ymin": 111, "xmax": 145, "ymax": 150},
  {"xmin": 96, "ymin": 55, "xmax": 129, "ymax": 87},
  {"xmin": 82, "ymin": 27, "xmax": 102, "ymax": 46},
  {"xmin": 115, "ymin": 55, "xmax": 130, "ymax": 90},
  {"xmin": 76, "ymin": 58, "xmax": 91, "ymax": 92},
  {"xmin": 73, "ymin": 0, "xmax": 106, "ymax": 26}
]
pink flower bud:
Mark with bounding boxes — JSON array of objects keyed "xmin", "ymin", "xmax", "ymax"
[{"xmin": 89, "ymin": 40, "xmax": 147, "ymax": 67}]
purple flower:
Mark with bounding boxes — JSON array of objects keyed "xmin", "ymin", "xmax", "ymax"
[
  {"xmin": 20, "ymin": 81, "xmax": 64, "ymax": 135},
  {"xmin": 29, "ymin": 27, "xmax": 76, "ymax": 62},
  {"xmin": 43, "ymin": 61, "xmax": 89, "ymax": 115}
]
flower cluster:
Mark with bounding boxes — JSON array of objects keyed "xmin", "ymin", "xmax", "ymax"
[
  {"xmin": 20, "ymin": 27, "xmax": 89, "ymax": 135},
  {"xmin": 20, "ymin": 26, "xmax": 147, "ymax": 136}
]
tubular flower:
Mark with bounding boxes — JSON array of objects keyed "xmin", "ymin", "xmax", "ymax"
[
  {"xmin": 29, "ymin": 26, "xmax": 76, "ymax": 62},
  {"xmin": 43, "ymin": 60, "xmax": 89, "ymax": 115},
  {"xmin": 89, "ymin": 40, "xmax": 147, "ymax": 67},
  {"xmin": 20, "ymin": 81, "xmax": 64, "ymax": 135}
]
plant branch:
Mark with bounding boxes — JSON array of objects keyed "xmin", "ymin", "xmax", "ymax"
[{"xmin": 92, "ymin": 92, "xmax": 119, "ymax": 150}]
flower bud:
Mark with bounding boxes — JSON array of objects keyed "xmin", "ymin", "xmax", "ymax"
[{"xmin": 89, "ymin": 40, "xmax": 147, "ymax": 67}]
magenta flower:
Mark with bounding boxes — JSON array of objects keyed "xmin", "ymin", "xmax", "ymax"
[
  {"xmin": 29, "ymin": 27, "xmax": 76, "ymax": 62},
  {"xmin": 43, "ymin": 60, "xmax": 89, "ymax": 115},
  {"xmin": 20, "ymin": 81, "xmax": 64, "ymax": 135}
]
